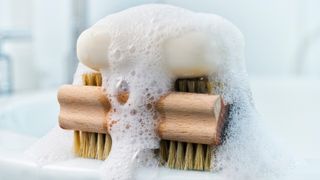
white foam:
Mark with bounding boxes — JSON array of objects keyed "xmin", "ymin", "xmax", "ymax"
[
  {"xmin": 26, "ymin": 4, "xmax": 290, "ymax": 180},
  {"xmin": 25, "ymin": 126, "xmax": 73, "ymax": 166}
]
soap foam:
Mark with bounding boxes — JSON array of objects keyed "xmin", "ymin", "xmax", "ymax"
[
  {"xmin": 26, "ymin": 4, "xmax": 290, "ymax": 180},
  {"xmin": 25, "ymin": 126, "xmax": 73, "ymax": 165}
]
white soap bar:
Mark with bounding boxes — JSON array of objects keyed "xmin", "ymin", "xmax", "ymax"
[
  {"xmin": 163, "ymin": 32, "xmax": 222, "ymax": 77},
  {"xmin": 77, "ymin": 26, "xmax": 110, "ymax": 71}
]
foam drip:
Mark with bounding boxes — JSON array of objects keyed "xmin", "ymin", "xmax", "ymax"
[{"xmin": 25, "ymin": 4, "xmax": 290, "ymax": 180}]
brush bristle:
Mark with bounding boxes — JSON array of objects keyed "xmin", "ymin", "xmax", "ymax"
[
  {"xmin": 74, "ymin": 130, "xmax": 80, "ymax": 155},
  {"xmin": 73, "ymin": 73, "xmax": 112, "ymax": 160},
  {"xmin": 204, "ymin": 145, "xmax": 214, "ymax": 171},
  {"xmin": 184, "ymin": 143, "xmax": 194, "ymax": 170},
  {"xmin": 103, "ymin": 133, "xmax": 112, "ymax": 159},
  {"xmin": 159, "ymin": 140, "xmax": 169, "ymax": 165},
  {"xmin": 167, "ymin": 141, "xmax": 177, "ymax": 168},
  {"xmin": 175, "ymin": 142, "xmax": 185, "ymax": 169},
  {"xmin": 96, "ymin": 133, "xmax": 105, "ymax": 160},
  {"xmin": 159, "ymin": 77, "xmax": 216, "ymax": 171},
  {"xmin": 73, "ymin": 73, "xmax": 218, "ymax": 169},
  {"xmin": 194, "ymin": 144, "xmax": 204, "ymax": 171},
  {"xmin": 88, "ymin": 133, "xmax": 97, "ymax": 158},
  {"xmin": 79, "ymin": 131, "xmax": 89, "ymax": 157}
]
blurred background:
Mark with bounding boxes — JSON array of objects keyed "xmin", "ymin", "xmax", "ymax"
[
  {"xmin": 0, "ymin": 0, "xmax": 320, "ymax": 179},
  {"xmin": 0, "ymin": 0, "xmax": 320, "ymax": 94}
]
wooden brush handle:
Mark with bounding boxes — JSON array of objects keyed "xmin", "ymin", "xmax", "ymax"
[
  {"xmin": 58, "ymin": 85, "xmax": 228, "ymax": 145},
  {"xmin": 58, "ymin": 85, "xmax": 110, "ymax": 133},
  {"xmin": 157, "ymin": 93, "xmax": 228, "ymax": 145}
]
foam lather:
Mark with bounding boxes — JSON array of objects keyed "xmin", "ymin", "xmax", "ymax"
[
  {"xmin": 58, "ymin": 85, "xmax": 228, "ymax": 145},
  {"xmin": 26, "ymin": 4, "xmax": 288, "ymax": 180}
]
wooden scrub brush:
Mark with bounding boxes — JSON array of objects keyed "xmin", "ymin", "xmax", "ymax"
[
  {"xmin": 71, "ymin": 73, "xmax": 112, "ymax": 160},
  {"xmin": 158, "ymin": 77, "xmax": 226, "ymax": 171},
  {"xmin": 58, "ymin": 73, "xmax": 228, "ymax": 171}
]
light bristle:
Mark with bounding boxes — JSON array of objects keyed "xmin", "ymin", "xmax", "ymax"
[
  {"xmin": 96, "ymin": 133, "xmax": 105, "ymax": 160},
  {"xmin": 167, "ymin": 141, "xmax": 177, "ymax": 168},
  {"xmin": 207, "ymin": 82, "xmax": 213, "ymax": 94},
  {"xmin": 159, "ymin": 77, "xmax": 216, "ymax": 171},
  {"xmin": 184, "ymin": 143, "xmax": 194, "ymax": 170},
  {"xmin": 73, "ymin": 73, "xmax": 112, "ymax": 160},
  {"xmin": 95, "ymin": 73, "xmax": 102, "ymax": 86},
  {"xmin": 79, "ymin": 131, "xmax": 89, "ymax": 157},
  {"xmin": 88, "ymin": 133, "xmax": 97, "ymax": 158},
  {"xmin": 87, "ymin": 73, "xmax": 96, "ymax": 86},
  {"xmin": 194, "ymin": 144, "xmax": 204, "ymax": 171},
  {"xmin": 103, "ymin": 134, "xmax": 112, "ymax": 159},
  {"xmin": 204, "ymin": 145, "xmax": 213, "ymax": 171},
  {"xmin": 175, "ymin": 142, "xmax": 185, "ymax": 169}
]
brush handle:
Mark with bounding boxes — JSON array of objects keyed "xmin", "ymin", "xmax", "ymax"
[
  {"xmin": 58, "ymin": 85, "xmax": 228, "ymax": 145},
  {"xmin": 157, "ymin": 93, "xmax": 228, "ymax": 145},
  {"xmin": 58, "ymin": 85, "xmax": 110, "ymax": 133}
]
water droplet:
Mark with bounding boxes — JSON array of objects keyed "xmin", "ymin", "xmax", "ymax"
[
  {"xmin": 116, "ymin": 78, "xmax": 129, "ymax": 104},
  {"xmin": 116, "ymin": 78, "xmax": 129, "ymax": 92}
]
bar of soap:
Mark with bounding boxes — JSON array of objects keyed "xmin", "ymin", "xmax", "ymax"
[
  {"xmin": 77, "ymin": 26, "xmax": 110, "ymax": 71},
  {"xmin": 163, "ymin": 32, "xmax": 222, "ymax": 77},
  {"xmin": 77, "ymin": 30, "xmax": 223, "ymax": 77},
  {"xmin": 76, "ymin": 23, "xmax": 229, "ymax": 78}
]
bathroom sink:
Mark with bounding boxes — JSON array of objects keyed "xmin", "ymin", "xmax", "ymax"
[{"xmin": 0, "ymin": 78, "xmax": 320, "ymax": 179}]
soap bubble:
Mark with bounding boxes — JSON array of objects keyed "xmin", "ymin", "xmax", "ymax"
[{"xmin": 116, "ymin": 78, "xmax": 129, "ymax": 93}]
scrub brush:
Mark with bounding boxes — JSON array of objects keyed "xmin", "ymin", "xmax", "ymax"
[
  {"xmin": 58, "ymin": 74, "xmax": 228, "ymax": 171},
  {"xmin": 159, "ymin": 77, "xmax": 222, "ymax": 171},
  {"xmin": 73, "ymin": 73, "xmax": 112, "ymax": 160}
]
